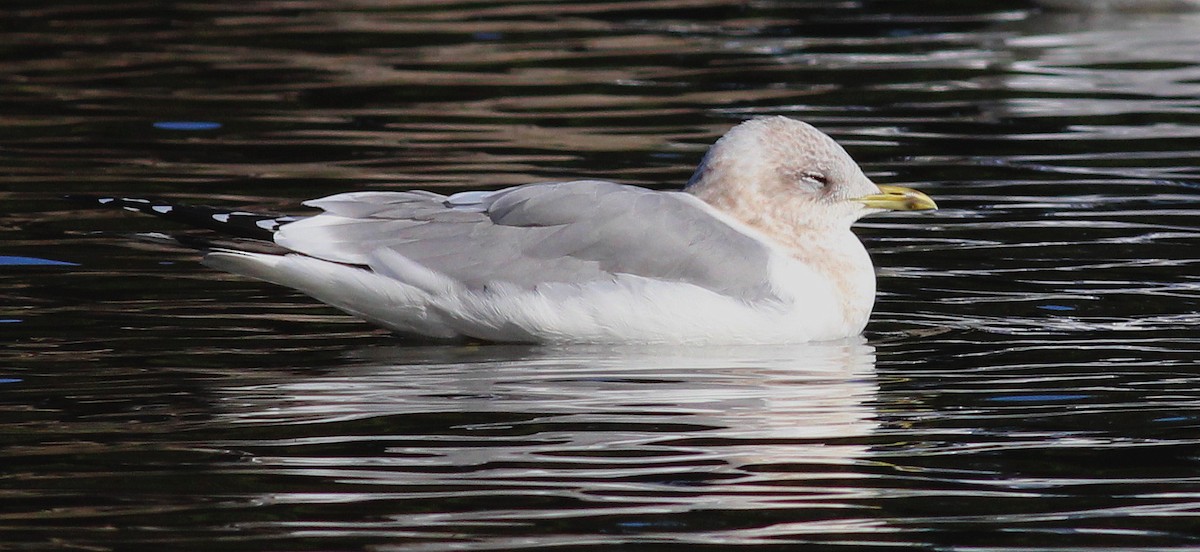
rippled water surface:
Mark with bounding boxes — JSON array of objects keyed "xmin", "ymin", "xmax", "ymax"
[{"xmin": 4, "ymin": 1, "xmax": 1200, "ymax": 550}]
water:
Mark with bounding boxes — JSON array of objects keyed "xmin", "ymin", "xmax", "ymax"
[{"xmin": 4, "ymin": 1, "xmax": 1200, "ymax": 549}]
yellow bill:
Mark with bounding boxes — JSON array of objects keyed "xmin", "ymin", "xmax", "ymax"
[{"xmin": 853, "ymin": 184, "xmax": 937, "ymax": 211}]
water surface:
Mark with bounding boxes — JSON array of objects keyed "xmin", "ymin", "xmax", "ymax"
[{"xmin": 3, "ymin": 1, "xmax": 1200, "ymax": 550}]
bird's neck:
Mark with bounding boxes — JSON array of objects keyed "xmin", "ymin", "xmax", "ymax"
[
  {"xmin": 689, "ymin": 180, "xmax": 823, "ymax": 248},
  {"xmin": 689, "ymin": 183, "xmax": 876, "ymax": 329}
]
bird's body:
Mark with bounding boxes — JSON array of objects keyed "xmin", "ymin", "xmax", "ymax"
[
  {"xmin": 92, "ymin": 117, "xmax": 936, "ymax": 344},
  {"xmin": 205, "ymin": 181, "xmax": 876, "ymax": 343}
]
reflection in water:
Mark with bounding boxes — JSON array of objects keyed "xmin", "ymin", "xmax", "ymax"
[
  {"xmin": 1002, "ymin": 13, "xmax": 1200, "ymax": 121},
  {"xmin": 5, "ymin": 1, "xmax": 1200, "ymax": 550},
  {"xmin": 1033, "ymin": 0, "xmax": 1200, "ymax": 11},
  {"xmin": 858, "ymin": 10, "xmax": 1200, "ymax": 341},
  {"xmin": 214, "ymin": 342, "xmax": 880, "ymax": 545}
]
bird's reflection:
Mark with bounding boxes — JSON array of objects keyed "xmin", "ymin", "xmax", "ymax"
[{"xmin": 212, "ymin": 340, "xmax": 880, "ymax": 538}]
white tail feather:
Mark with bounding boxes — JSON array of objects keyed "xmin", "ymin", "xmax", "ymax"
[{"xmin": 202, "ymin": 250, "xmax": 459, "ymax": 338}]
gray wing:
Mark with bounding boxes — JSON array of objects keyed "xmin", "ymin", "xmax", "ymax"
[{"xmin": 273, "ymin": 180, "xmax": 777, "ymax": 302}]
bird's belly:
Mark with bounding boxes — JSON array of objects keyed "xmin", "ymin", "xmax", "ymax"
[{"xmin": 431, "ymin": 270, "xmax": 871, "ymax": 344}]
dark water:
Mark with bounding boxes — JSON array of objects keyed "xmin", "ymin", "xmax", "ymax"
[{"xmin": 4, "ymin": 1, "xmax": 1200, "ymax": 550}]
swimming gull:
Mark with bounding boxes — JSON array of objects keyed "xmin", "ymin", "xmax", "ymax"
[{"xmin": 90, "ymin": 116, "xmax": 937, "ymax": 344}]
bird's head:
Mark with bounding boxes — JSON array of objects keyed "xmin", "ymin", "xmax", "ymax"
[{"xmin": 685, "ymin": 116, "xmax": 936, "ymax": 230}]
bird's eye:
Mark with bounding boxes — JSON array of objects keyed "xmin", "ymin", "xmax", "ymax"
[{"xmin": 800, "ymin": 172, "xmax": 828, "ymax": 188}]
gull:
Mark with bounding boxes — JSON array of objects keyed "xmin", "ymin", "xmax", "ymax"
[{"xmin": 89, "ymin": 116, "xmax": 936, "ymax": 344}]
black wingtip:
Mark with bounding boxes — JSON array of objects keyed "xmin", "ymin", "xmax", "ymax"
[
  {"xmin": 64, "ymin": 194, "xmax": 117, "ymax": 205},
  {"xmin": 68, "ymin": 194, "xmax": 299, "ymax": 241}
]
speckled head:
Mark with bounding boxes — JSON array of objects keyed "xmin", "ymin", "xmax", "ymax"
[{"xmin": 685, "ymin": 116, "xmax": 935, "ymax": 231}]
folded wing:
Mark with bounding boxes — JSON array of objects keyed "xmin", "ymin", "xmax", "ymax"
[{"xmin": 274, "ymin": 180, "xmax": 778, "ymax": 303}]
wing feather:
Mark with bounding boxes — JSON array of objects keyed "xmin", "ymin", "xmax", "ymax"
[{"xmin": 274, "ymin": 180, "xmax": 777, "ymax": 303}]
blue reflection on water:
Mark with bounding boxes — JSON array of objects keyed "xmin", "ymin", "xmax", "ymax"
[
  {"xmin": 0, "ymin": 256, "xmax": 78, "ymax": 266},
  {"xmin": 152, "ymin": 121, "xmax": 222, "ymax": 131},
  {"xmin": 987, "ymin": 394, "xmax": 1090, "ymax": 402}
]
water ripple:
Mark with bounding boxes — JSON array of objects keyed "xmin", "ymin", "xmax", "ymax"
[{"xmin": 4, "ymin": 1, "xmax": 1200, "ymax": 550}]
